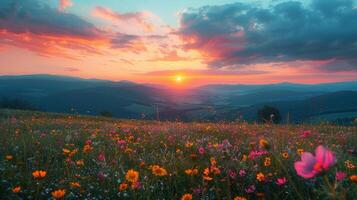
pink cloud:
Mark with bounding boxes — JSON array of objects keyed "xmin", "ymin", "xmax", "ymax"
[
  {"xmin": 59, "ymin": 0, "xmax": 73, "ymax": 11},
  {"xmin": 92, "ymin": 7, "xmax": 155, "ymax": 32}
]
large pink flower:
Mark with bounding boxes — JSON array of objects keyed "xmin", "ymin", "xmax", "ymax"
[{"xmin": 294, "ymin": 145, "xmax": 336, "ymax": 179}]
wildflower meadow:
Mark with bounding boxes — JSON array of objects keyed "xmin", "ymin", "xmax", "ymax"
[{"xmin": 0, "ymin": 109, "xmax": 356, "ymax": 199}]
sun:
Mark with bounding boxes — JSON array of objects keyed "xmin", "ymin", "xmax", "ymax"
[{"xmin": 174, "ymin": 75, "xmax": 184, "ymax": 83}]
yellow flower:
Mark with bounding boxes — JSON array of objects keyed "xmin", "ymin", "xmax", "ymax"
[
  {"xmin": 181, "ymin": 193, "xmax": 193, "ymax": 200},
  {"xmin": 32, "ymin": 170, "xmax": 47, "ymax": 179},
  {"xmin": 51, "ymin": 189, "xmax": 66, "ymax": 199},
  {"xmin": 125, "ymin": 169, "xmax": 139, "ymax": 183},
  {"xmin": 70, "ymin": 182, "xmax": 81, "ymax": 188},
  {"xmin": 234, "ymin": 196, "xmax": 247, "ymax": 200},
  {"xmin": 256, "ymin": 172, "xmax": 265, "ymax": 182},
  {"xmin": 125, "ymin": 148, "xmax": 134, "ymax": 154},
  {"xmin": 151, "ymin": 165, "xmax": 168, "ymax": 176},
  {"xmin": 5, "ymin": 155, "xmax": 13, "ymax": 161},
  {"xmin": 12, "ymin": 186, "xmax": 21, "ymax": 193},
  {"xmin": 119, "ymin": 183, "xmax": 128, "ymax": 191}
]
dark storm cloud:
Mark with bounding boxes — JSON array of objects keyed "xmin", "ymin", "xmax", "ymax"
[
  {"xmin": 178, "ymin": 0, "xmax": 357, "ymax": 71},
  {"xmin": 0, "ymin": 0, "xmax": 101, "ymax": 39}
]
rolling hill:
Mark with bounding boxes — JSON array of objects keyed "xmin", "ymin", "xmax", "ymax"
[{"xmin": 1, "ymin": 74, "xmax": 357, "ymax": 123}]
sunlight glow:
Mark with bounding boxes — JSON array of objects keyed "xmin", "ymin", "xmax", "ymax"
[{"xmin": 175, "ymin": 75, "xmax": 184, "ymax": 83}]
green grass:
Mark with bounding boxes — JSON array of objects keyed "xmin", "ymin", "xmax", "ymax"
[{"xmin": 0, "ymin": 109, "xmax": 356, "ymax": 199}]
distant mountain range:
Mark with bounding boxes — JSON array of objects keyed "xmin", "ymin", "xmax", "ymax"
[{"xmin": 1, "ymin": 74, "xmax": 357, "ymax": 124}]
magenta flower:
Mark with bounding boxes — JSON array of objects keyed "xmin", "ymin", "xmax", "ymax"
[
  {"xmin": 245, "ymin": 185, "xmax": 255, "ymax": 193},
  {"xmin": 300, "ymin": 130, "xmax": 312, "ymax": 138},
  {"xmin": 98, "ymin": 152, "xmax": 106, "ymax": 162},
  {"xmin": 228, "ymin": 170, "xmax": 237, "ymax": 179},
  {"xmin": 335, "ymin": 171, "xmax": 346, "ymax": 181},
  {"xmin": 294, "ymin": 145, "xmax": 336, "ymax": 179},
  {"xmin": 276, "ymin": 177, "xmax": 287, "ymax": 185},
  {"xmin": 239, "ymin": 169, "xmax": 246, "ymax": 177},
  {"xmin": 198, "ymin": 147, "xmax": 205, "ymax": 155}
]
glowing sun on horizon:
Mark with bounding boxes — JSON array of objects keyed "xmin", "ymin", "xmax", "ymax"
[{"xmin": 174, "ymin": 75, "xmax": 185, "ymax": 83}]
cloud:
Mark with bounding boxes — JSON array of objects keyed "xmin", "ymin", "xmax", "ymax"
[
  {"xmin": 0, "ymin": 0, "xmax": 151, "ymax": 57},
  {"xmin": 59, "ymin": 0, "xmax": 73, "ymax": 11},
  {"xmin": 110, "ymin": 33, "xmax": 147, "ymax": 52},
  {"xmin": 0, "ymin": 0, "xmax": 101, "ymax": 38},
  {"xmin": 92, "ymin": 6, "xmax": 156, "ymax": 33},
  {"xmin": 178, "ymin": 0, "xmax": 357, "ymax": 71}
]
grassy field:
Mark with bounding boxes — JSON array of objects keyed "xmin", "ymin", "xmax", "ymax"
[{"xmin": 0, "ymin": 109, "xmax": 356, "ymax": 199}]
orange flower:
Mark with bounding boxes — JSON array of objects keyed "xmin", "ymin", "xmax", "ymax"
[
  {"xmin": 76, "ymin": 159, "xmax": 84, "ymax": 166},
  {"xmin": 32, "ymin": 170, "xmax": 47, "ymax": 179},
  {"xmin": 282, "ymin": 152, "xmax": 289, "ymax": 159},
  {"xmin": 185, "ymin": 141, "xmax": 193, "ymax": 148},
  {"xmin": 70, "ymin": 182, "xmax": 81, "ymax": 188},
  {"xmin": 256, "ymin": 172, "xmax": 265, "ymax": 182},
  {"xmin": 203, "ymin": 168, "xmax": 213, "ymax": 181},
  {"xmin": 210, "ymin": 157, "xmax": 217, "ymax": 166},
  {"xmin": 350, "ymin": 175, "xmax": 357, "ymax": 182},
  {"xmin": 210, "ymin": 166, "xmax": 221, "ymax": 175},
  {"xmin": 125, "ymin": 169, "xmax": 139, "ymax": 183},
  {"xmin": 297, "ymin": 149, "xmax": 304, "ymax": 156},
  {"xmin": 264, "ymin": 157, "xmax": 271, "ymax": 167},
  {"xmin": 151, "ymin": 165, "xmax": 168, "ymax": 176},
  {"xmin": 83, "ymin": 144, "xmax": 93, "ymax": 153},
  {"xmin": 12, "ymin": 186, "xmax": 21, "ymax": 193},
  {"xmin": 181, "ymin": 193, "xmax": 193, "ymax": 200},
  {"xmin": 242, "ymin": 154, "xmax": 247, "ymax": 161},
  {"xmin": 62, "ymin": 148, "xmax": 71, "ymax": 155},
  {"xmin": 259, "ymin": 139, "xmax": 270, "ymax": 149},
  {"xmin": 185, "ymin": 168, "xmax": 198, "ymax": 175},
  {"xmin": 5, "ymin": 155, "xmax": 13, "ymax": 161},
  {"xmin": 51, "ymin": 189, "xmax": 66, "ymax": 199},
  {"xmin": 119, "ymin": 183, "xmax": 128, "ymax": 191},
  {"xmin": 234, "ymin": 196, "xmax": 247, "ymax": 200}
]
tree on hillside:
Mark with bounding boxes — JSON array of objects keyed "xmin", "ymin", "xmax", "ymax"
[{"xmin": 257, "ymin": 105, "xmax": 281, "ymax": 124}]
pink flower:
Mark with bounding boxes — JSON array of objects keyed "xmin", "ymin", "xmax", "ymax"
[
  {"xmin": 239, "ymin": 169, "xmax": 246, "ymax": 177},
  {"xmin": 228, "ymin": 170, "xmax": 237, "ymax": 179},
  {"xmin": 198, "ymin": 147, "xmax": 205, "ymax": 155},
  {"xmin": 85, "ymin": 140, "xmax": 93, "ymax": 145},
  {"xmin": 294, "ymin": 145, "xmax": 336, "ymax": 179},
  {"xmin": 300, "ymin": 130, "xmax": 312, "ymax": 138},
  {"xmin": 245, "ymin": 185, "xmax": 255, "ymax": 193},
  {"xmin": 276, "ymin": 177, "xmax": 287, "ymax": 185},
  {"xmin": 335, "ymin": 171, "xmax": 346, "ymax": 181},
  {"xmin": 98, "ymin": 152, "xmax": 106, "ymax": 162}
]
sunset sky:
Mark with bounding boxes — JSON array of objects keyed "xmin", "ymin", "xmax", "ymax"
[{"xmin": 0, "ymin": 0, "xmax": 357, "ymax": 86}]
